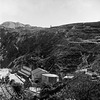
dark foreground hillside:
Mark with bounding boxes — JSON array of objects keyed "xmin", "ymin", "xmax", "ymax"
[{"xmin": 0, "ymin": 21, "xmax": 100, "ymax": 72}]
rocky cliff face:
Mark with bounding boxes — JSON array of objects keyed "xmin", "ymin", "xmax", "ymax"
[{"xmin": 0, "ymin": 21, "xmax": 100, "ymax": 74}]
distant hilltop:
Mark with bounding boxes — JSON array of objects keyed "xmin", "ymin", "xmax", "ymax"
[
  {"xmin": 1, "ymin": 21, "xmax": 100, "ymax": 29},
  {"xmin": 0, "ymin": 21, "xmax": 33, "ymax": 29}
]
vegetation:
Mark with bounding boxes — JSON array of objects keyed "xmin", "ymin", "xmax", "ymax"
[
  {"xmin": 39, "ymin": 73, "xmax": 100, "ymax": 100},
  {"xmin": 1, "ymin": 21, "xmax": 100, "ymax": 99}
]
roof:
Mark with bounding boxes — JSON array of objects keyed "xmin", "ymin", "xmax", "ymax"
[
  {"xmin": 76, "ymin": 68, "xmax": 88, "ymax": 73},
  {"xmin": 42, "ymin": 74, "xmax": 59, "ymax": 77},
  {"xmin": 63, "ymin": 74, "xmax": 74, "ymax": 79},
  {"xmin": 85, "ymin": 71, "xmax": 98, "ymax": 76},
  {"xmin": 32, "ymin": 68, "xmax": 48, "ymax": 74},
  {"xmin": 9, "ymin": 73, "xmax": 25, "ymax": 84}
]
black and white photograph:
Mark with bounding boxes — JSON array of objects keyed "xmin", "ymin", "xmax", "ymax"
[{"xmin": 0, "ymin": 0, "xmax": 100, "ymax": 100}]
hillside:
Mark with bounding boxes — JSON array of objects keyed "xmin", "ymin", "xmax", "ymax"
[{"xmin": 0, "ymin": 21, "xmax": 100, "ymax": 74}]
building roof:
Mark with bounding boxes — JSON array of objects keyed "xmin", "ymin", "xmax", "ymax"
[
  {"xmin": 42, "ymin": 74, "xmax": 59, "ymax": 77},
  {"xmin": 9, "ymin": 73, "xmax": 25, "ymax": 84},
  {"xmin": 85, "ymin": 71, "xmax": 98, "ymax": 76},
  {"xmin": 63, "ymin": 74, "xmax": 74, "ymax": 79},
  {"xmin": 76, "ymin": 68, "xmax": 88, "ymax": 73},
  {"xmin": 32, "ymin": 68, "xmax": 48, "ymax": 74}
]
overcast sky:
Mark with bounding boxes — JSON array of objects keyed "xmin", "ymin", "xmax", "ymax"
[{"xmin": 0, "ymin": 0, "xmax": 100, "ymax": 27}]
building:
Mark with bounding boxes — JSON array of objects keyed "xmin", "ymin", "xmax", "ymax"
[
  {"xmin": 17, "ymin": 66, "xmax": 32, "ymax": 78},
  {"xmin": 32, "ymin": 68, "xmax": 49, "ymax": 81},
  {"xmin": 63, "ymin": 74, "xmax": 74, "ymax": 79},
  {"xmin": 76, "ymin": 68, "xmax": 88, "ymax": 73},
  {"xmin": 9, "ymin": 73, "xmax": 25, "ymax": 84},
  {"xmin": 63, "ymin": 74, "xmax": 74, "ymax": 81},
  {"xmin": 42, "ymin": 74, "xmax": 59, "ymax": 84}
]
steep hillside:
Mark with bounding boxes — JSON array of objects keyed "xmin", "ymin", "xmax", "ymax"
[{"xmin": 0, "ymin": 21, "xmax": 100, "ymax": 74}]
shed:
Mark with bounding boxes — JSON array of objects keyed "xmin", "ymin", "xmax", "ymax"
[
  {"xmin": 63, "ymin": 75, "xmax": 74, "ymax": 79},
  {"xmin": 75, "ymin": 68, "xmax": 88, "ymax": 73},
  {"xmin": 42, "ymin": 74, "xmax": 59, "ymax": 84},
  {"xmin": 17, "ymin": 66, "xmax": 32, "ymax": 78},
  {"xmin": 32, "ymin": 68, "xmax": 49, "ymax": 81},
  {"xmin": 86, "ymin": 69, "xmax": 98, "ymax": 76},
  {"xmin": 63, "ymin": 74, "xmax": 74, "ymax": 81},
  {"xmin": 9, "ymin": 73, "xmax": 25, "ymax": 84}
]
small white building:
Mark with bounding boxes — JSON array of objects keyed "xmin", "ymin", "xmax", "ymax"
[
  {"xmin": 75, "ymin": 68, "xmax": 88, "ymax": 73},
  {"xmin": 42, "ymin": 74, "xmax": 59, "ymax": 84},
  {"xmin": 63, "ymin": 74, "xmax": 74, "ymax": 82},
  {"xmin": 9, "ymin": 73, "xmax": 25, "ymax": 84},
  {"xmin": 63, "ymin": 74, "xmax": 74, "ymax": 79},
  {"xmin": 32, "ymin": 68, "xmax": 49, "ymax": 81}
]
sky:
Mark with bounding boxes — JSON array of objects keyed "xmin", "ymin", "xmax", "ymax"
[{"xmin": 0, "ymin": 0, "xmax": 100, "ymax": 27}]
